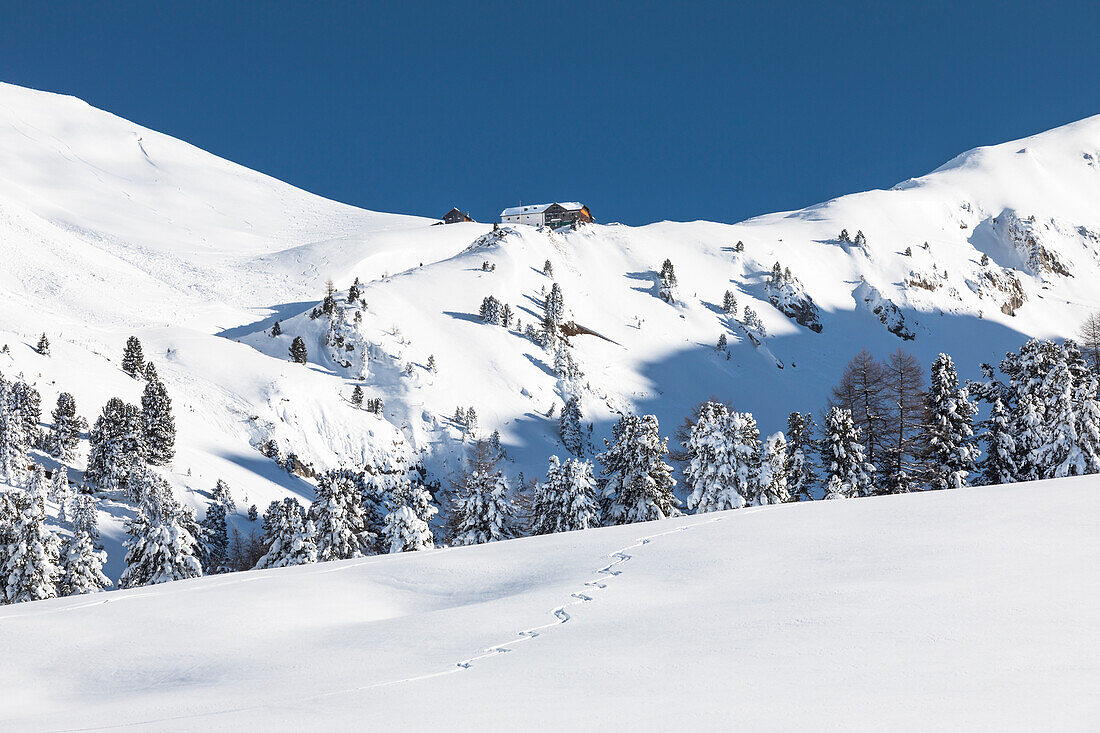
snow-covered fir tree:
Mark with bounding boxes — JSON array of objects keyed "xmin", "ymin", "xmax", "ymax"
[
  {"xmin": 211, "ymin": 479, "xmax": 235, "ymax": 512},
  {"xmin": 722, "ymin": 289, "xmax": 738, "ymax": 315},
  {"xmin": 559, "ymin": 395, "xmax": 585, "ymax": 456},
  {"xmin": 785, "ymin": 412, "xmax": 818, "ymax": 501},
  {"xmin": 5, "ymin": 378, "xmax": 41, "ymax": 453},
  {"xmin": 351, "ymin": 384, "xmax": 364, "ymax": 407},
  {"xmin": 821, "ymin": 407, "xmax": 874, "ymax": 498},
  {"xmin": 36, "ymin": 333, "xmax": 50, "ymax": 356},
  {"xmin": 542, "ymin": 259, "xmax": 554, "ymax": 277},
  {"xmin": 310, "ymin": 470, "xmax": 373, "ymax": 561},
  {"xmin": 50, "ymin": 466, "xmax": 73, "ymax": 522},
  {"xmin": 449, "ymin": 439, "xmax": 515, "ymax": 546},
  {"xmin": 925, "ymin": 353, "xmax": 979, "ymax": 490},
  {"xmin": 121, "ymin": 336, "xmax": 145, "ymax": 378},
  {"xmin": 758, "ymin": 431, "xmax": 791, "ymax": 504},
  {"xmin": 59, "ymin": 524, "xmax": 111, "ymax": 597},
  {"xmin": 46, "ymin": 392, "xmax": 85, "ymax": 460},
  {"xmin": 28, "ymin": 462, "xmax": 50, "ymax": 501},
  {"xmin": 427, "ymin": 354, "xmax": 437, "ymax": 373},
  {"xmin": 683, "ymin": 402, "xmax": 745, "ymax": 513},
  {"xmin": 599, "ymin": 413, "xmax": 680, "ymax": 524},
  {"xmin": 464, "ymin": 406, "xmax": 479, "ymax": 436},
  {"xmin": 86, "ymin": 397, "xmax": 145, "ymax": 496},
  {"xmin": 1075, "ymin": 396, "xmax": 1100, "ymax": 475},
  {"xmin": 0, "ymin": 380, "xmax": 28, "ymax": 486},
  {"xmin": 979, "ymin": 397, "xmax": 1018, "ymax": 486},
  {"xmin": 382, "ymin": 480, "xmax": 437, "ymax": 553},
  {"xmin": 119, "ymin": 470, "xmax": 203, "ymax": 588},
  {"xmin": 1012, "ymin": 394, "xmax": 1045, "ymax": 482},
  {"xmin": 531, "ymin": 455, "xmax": 600, "ymax": 534},
  {"xmin": 542, "ymin": 282, "xmax": 566, "ymax": 341},
  {"xmin": 271, "ymin": 320, "xmax": 282, "ymax": 337},
  {"xmin": 1032, "ymin": 360, "xmax": 1085, "ymax": 478},
  {"xmin": 479, "ymin": 295, "xmax": 503, "ymax": 324},
  {"xmin": 256, "ymin": 498, "xmax": 317, "ymax": 569},
  {"xmin": 141, "ymin": 374, "xmax": 176, "ymax": 465},
  {"xmin": 199, "ymin": 501, "xmax": 229, "ymax": 574},
  {"xmin": 289, "ymin": 336, "xmax": 308, "ymax": 364},
  {"xmin": 2, "ymin": 490, "xmax": 62, "ymax": 604},
  {"xmin": 658, "ymin": 259, "xmax": 677, "ymax": 303}
]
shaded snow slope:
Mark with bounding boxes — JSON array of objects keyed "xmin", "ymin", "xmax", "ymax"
[{"xmin": 1, "ymin": 478, "xmax": 1096, "ymax": 731}]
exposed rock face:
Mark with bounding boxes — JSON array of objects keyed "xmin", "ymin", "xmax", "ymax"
[
  {"xmin": 995, "ymin": 210, "xmax": 1073, "ymax": 278},
  {"xmin": 854, "ymin": 280, "xmax": 915, "ymax": 340},
  {"xmin": 765, "ymin": 264, "xmax": 823, "ymax": 333}
]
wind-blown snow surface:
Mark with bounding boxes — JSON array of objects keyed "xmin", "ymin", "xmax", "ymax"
[
  {"xmin": 1, "ymin": 479, "xmax": 1096, "ymax": 731},
  {"xmin": 2, "ymin": 81, "xmax": 1100, "ymax": 572}
]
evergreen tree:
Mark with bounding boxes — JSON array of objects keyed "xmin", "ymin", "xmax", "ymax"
[
  {"xmin": 199, "ymin": 501, "xmax": 229, "ymax": 574},
  {"xmin": 450, "ymin": 439, "xmax": 515, "ymax": 546},
  {"xmin": 465, "ymin": 407, "xmax": 478, "ymax": 436},
  {"xmin": 119, "ymin": 470, "xmax": 203, "ymax": 588},
  {"xmin": 0, "ymin": 380, "xmax": 28, "ymax": 486},
  {"xmin": 598, "ymin": 413, "xmax": 680, "ymax": 524},
  {"xmin": 50, "ymin": 466, "xmax": 73, "ymax": 522},
  {"xmin": 121, "ymin": 336, "xmax": 145, "ymax": 378},
  {"xmin": 256, "ymin": 498, "xmax": 317, "ymax": 569},
  {"xmin": 758, "ymin": 432, "xmax": 791, "ymax": 504},
  {"xmin": 722, "ymin": 290, "xmax": 738, "ymax": 315},
  {"xmin": 427, "ymin": 354, "xmax": 437, "ymax": 373},
  {"xmin": 716, "ymin": 333, "xmax": 727, "ymax": 351},
  {"xmin": 531, "ymin": 455, "xmax": 600, "ymax": 534},
  {"xmin": 543, "ymin": 282, "xmax": 566, "ymax": 340},
  {"xmin": 36, "ymin": 333, "xmax": 50, "ymax": 356},
  {"xmin": 382, "ymin": 480, "xmax": 437, "ymax": 552},
  {"xmin": 310, "ymin": 470, "xmax": 373, "ymax": 561},
  {"xmin": 979, "ymin": 397, "xmax": 1018, "ymax": 486},
  {"xmin": 683, "ymin": 402, "xmax": 746, "ymax": 513},
  {"xmin": 86, "ymin": 398, "xmax": 145, "ymax": 495},
  {"xmin": 46, "ymin": 392, "xmax": 85, "ymax": 460},
  {"xmin": 560, "ymin": 396, "xmax": 585, "ymax": 456},
  {"xmin": 29, "ymin": 462, "xmax": 50, "ymax": 501},
  {"xmin": 542, "ymin": 259, "xmax": 554, "ymax": 277},
  {"xmin": 7, "ymin": 379, "xmax": 42, "ymax": 450},
  {"xmin": 785, "ymin": 412, "xmax": 818, "ymax": 501},
  {"xmin": 658, "ymin": 259, "xmax": 677, "ymax": 303},
  {"xmin": 1032, "ymin": 360, "xmax": 1084, "ymax": 478},
  {"xmin": 141, "ymin": 375, "xmax": 176, "ymax": 465},
  {"xmin": 144, "ymin": 362, "xmax": 159, "ymax": 383},
  {"xmin": 348, "ymin": 282, "xmax": 360, "ymax": 303},
  {"xmin": 351, "ymin": 384, "xmax": 364, "ymax": 407},
  {"xmin": 1012, "ymin": 394, "xmax": 1045, "ymax": 482},
  {"xmin": 925, "ymin": 353, "xmax": 979, "ymax": 490},
  {"xmin": 210, "ymin": 479, "xmax": 235, "ymax": 512},
  {"xmin": 289, "ymin": 336, "xmax": 308, "ymax": 364},
  {"xmin": 71, "ymin": 494, "xmax": 100, "ymax": 537},
  {"xmin": 271, "ymin": 320, "xmax": 282, "ymax": 337},
  {"xmin": 821, "ymin": 407, "xmax": 875, "ymax": 498},
  {"xmin": 59, "ymin": 526, "xmax": 111, "ymax": 596},
  {"xmin": 1075, "ymin": 396, "xmax": 1100, "ymax": 476},
  {"xmin": 479, "ymin": 295, "xmax": 503, "ymax": 324},
  {"xmin": 2, "ymin": 490, "xmax": 62, "ymax": 603}
]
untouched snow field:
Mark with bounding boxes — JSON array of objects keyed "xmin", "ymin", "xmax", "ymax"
[{"xmin": 1, "ymin": 478, "xmax": 1097, "ymax": 731}]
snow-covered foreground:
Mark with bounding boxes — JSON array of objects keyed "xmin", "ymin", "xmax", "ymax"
[{"xmin": 2, "ymin": 478, "xmax": 1096, "ymax": 731}]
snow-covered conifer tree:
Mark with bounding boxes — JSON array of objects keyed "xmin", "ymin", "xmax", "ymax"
[
  {"xmin": 36, "ymin": 334, "xmax": 50, "ymax": 356},
  {"xmin": 198, "ymin": 500, "xmax": 229, "ymax": 574},
  {"xmin": 925, "ymin": 353, "xmax": 979, "ymax": 490},
  {"xmin": 141, "ymin": 375, "xmax": 176, "ymax": 465},
  {"xmin": 542, "ymin": 282, "xmax": 565, "ymax": 341},
  {"xmin": 59, "ymin": 524, "xmax": 111, "ymax": 597},
  {"xmin": 758, "ymin": 432, "xmax": 791, "ymax": 504},
  {"xmin": 598, "ymin": 413, "xmax": 680, "ymax": 524},
  {"xmin": 50, "ymin": 466, "xmax": 72, "ymax": 522},
  {"xmin": 121, "ymin": 336, "xmax": 145, "ymax": 378},
  {"xmin": 683, "ymin": 402, "xmax": 744, "ymax": 513},
  {"xmin": 46, "ymin": 392, "xmax": 85, "ymax": 460},
  {"xmin": 382, "ymin": 480, "xmax": 436, "ymax": 553},
  {"xmin": 289, "ymin": 336, "xmax": 308, "ymax": 364},
  {"xmin": 559, "ymin": 395, "xmax": 585, "ymax": 456},
  {"xmin": 658, "ymin": 259, "xmax": 677, "ymax": 303},
  {"xmin": 531, "ymin": 455, "xmax": 600, "ymax": 534},
  {"xmin": 978, "ymin": 397, "xmax": 1018, "ymax": 486},
  {"xmin": 464, "ymin": 407, "xmax": 478, "ymax": 436},
  {"xmin": 450, "ymin": 439, "xmax": 514, "ymax": 546},
  {"xmin": 86, "ymin": 397, "xmax": 145, "ymax": 495},
  {"xmin": 785, "ymin": 412, "xmax": 818, "ymax": 501},
  {"xmin": 256, "ymin": 498, "xmax": 317, "ymax": 568},
  {"xmin": 28, "ymin": 463, "xmax": 49, "ymax": 501},
  {"xmin": 211, "ymin": 479, "xmax": 235, "ymax": 512},
  {"xmin": 1032, "ymin": 360, "xmax": 1084, "ymax": 478},
  {"xmin": 3, "ymin": 490, "xmax": 62, "ymax": 603},
  {"xmin": 271, "ymin": 320, "xmax": 282, "ymax": 337},
  {"xmin": 821, "ymin": 407, "xmax": 874, "ymax": 498},
  {"xmin": 351, "ymin": 385, "xmax": 364, "ymax": 407},
  {"xmin": 0, "ymin": 381, "xmax": 28, "ymax": 486},
  {"xmin": 722, "ymin": 290, "xmax": 738, "ymax": 315},
  {"xmin": 119, "ymin": 470, "xmax": 203, "ymax": 588},
  {"xmin": 310, "ymin": 470, "xmax": 373, "ymax": 561}
]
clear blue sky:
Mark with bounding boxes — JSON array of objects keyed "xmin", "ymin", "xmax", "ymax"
[{"xmin": 3, "ymin": 1, "xmax": 1098, "ymax": 224}]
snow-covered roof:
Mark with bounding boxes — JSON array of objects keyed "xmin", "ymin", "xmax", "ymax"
[{"xmin": 500, "ymin": 202, "xmax": 586, "ymax": 217}]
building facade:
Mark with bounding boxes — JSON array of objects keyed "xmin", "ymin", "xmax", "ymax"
[{"xmin": 500, "ymin": 202, "xmax": 593, "ymax": 228}]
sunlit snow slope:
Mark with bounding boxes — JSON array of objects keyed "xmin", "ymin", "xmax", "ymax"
[
  {"xmin": 1, "ymin": 479, "xmax": 1095, "ymax": 731},
  {"xmin": 1, "ymin": 81, "xmax": 1100, "ymax": 579}
]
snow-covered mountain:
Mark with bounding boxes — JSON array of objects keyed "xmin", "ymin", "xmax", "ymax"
[
  {"xmin": 1, "ymin": 477, "xmax": 1095, "ymax": 731},
  {"xmin": 1, "ymin": 81, "xmax": 1100, "ymax": 572}
]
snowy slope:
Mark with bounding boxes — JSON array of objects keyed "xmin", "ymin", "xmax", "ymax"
[
  {"xmin": 1, "ymin": 81, "xmax": 1100, "ymax": 576},
  {"xmin": 1, "ymin": 478, "xmax": 1096, "ymax": 731}
]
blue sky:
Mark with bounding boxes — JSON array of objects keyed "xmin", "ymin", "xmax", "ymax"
[{"xmin": 3, "ymin": 1, "xmax": 1098, "ymax": 224}]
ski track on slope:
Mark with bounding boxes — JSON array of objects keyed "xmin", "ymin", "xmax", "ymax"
[{"xmin": 46, "ymin": 508, "xmax": 767, "ymax": 732}]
